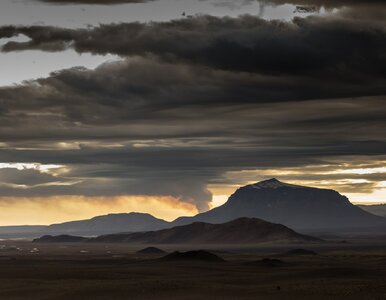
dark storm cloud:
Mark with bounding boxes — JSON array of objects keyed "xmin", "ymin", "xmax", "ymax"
[
  {"xmin": 0, "ymin": 13, "xmax": 385, "ymax": 209},
  {"xmin": 0, "ymin": 57, "xmax": 385, "ymax": 207},
  {"xmin": 40, "ymin": 0, "xmax": 386, "ymax": 8},
  {"xmin": 0, "ymin": 58, "xmax": 384, "ymax": 124},
  {"xmin": 38, "ymin": 0, "xmax": 150, "ymax": 4},
  {"xmin": 2, "ymin": 14, "xmax": 386, "ymax": 85},
  {"xmin": 262, "ymin": 0, "xmax": 386, "ymax": 20},
  {"xmin": 262, "ymin": 0, "xmax": 385, "ymax": 8}
]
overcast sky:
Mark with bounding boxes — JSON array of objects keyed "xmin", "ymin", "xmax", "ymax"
[
  {"xmin": 0, "ymin": 0, "xmax": 299, "ymax": 85},
  {"xmin": 0, "ymin": 0, "xmax": 385, "ymax": 225}
]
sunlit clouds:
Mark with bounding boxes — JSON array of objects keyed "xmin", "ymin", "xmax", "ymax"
[
  {"xmin": 0, "ymin": 0, "xmax": 385, "ymax": 225},
  {"xmin": 0, "ymin": 163, "xmax": 64, "ymax": 173},
  {"xmin": 0, "ymin": 195, "xmax": 198, "ymax": 225}
]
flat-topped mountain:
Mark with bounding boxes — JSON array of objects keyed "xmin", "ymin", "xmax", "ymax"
[
  {"xmin": 90, "ymin": 217, "xmax": 319, "ymax": 244},
  {"xmin": 46, "ymin": 212, "xmax": 169, "ymax": 236},
  {"xmin": 173, "ymin": 179, "xmax": 386, "ymax": 230},
  {"xmin": 3, "ymin": 179, "xmax": 385, "ymax": 239}
]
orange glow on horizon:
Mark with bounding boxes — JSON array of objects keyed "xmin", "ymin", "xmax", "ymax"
[{"xmin": 0, "ymin": 195, "xmax": 198, "ymax": 226}]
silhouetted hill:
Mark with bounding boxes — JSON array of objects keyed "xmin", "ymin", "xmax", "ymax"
[
  {"xmin": 33, "ymin": 235, "xmax": 88, "ymax": 243},
  {"xmin": 92, "ymin": 217, "xmax": 319, "ymax": 244},
  {"xmin": 173, "ymin": 179, "xmax": 386, "ymax": 231},
  {"xmin": 359, "ymin": 204, "xmax": 386, "ymax": 218},
  {"xmin": 137, "ymin": 247, "xmax": 166, "ymax": 255},
  {"xmin": 0, "ymin": 213, "xmax": 169, "ymax": 238},
  {"xmin": 3, "ymin": 179, "xmax": 384, "ymax": 239},
  {"xmin": 161, "ymin": 250, "xmax": 225, "ymax": 262},
  {"xmin": 285, "ymin": 249, "xmax": 318, "ymax": 256},
  {"xmin": 46, "ymin": 212, "xmax": 169, "ymax": 236}
]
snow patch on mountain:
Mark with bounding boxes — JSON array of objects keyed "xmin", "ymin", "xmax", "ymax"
[{"xmin": 250, "ymin": 178, "xmax": 304, "ymax": 189}]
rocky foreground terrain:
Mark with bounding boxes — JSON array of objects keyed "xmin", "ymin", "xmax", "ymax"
[{"xmin": 0, "ymin": 237, "xmax": 385, "ymax": 300}]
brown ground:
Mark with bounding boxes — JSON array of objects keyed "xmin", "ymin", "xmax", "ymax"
[{"xmin": 0, "ymin": 238, "xmax": 385, "ymax": 300}]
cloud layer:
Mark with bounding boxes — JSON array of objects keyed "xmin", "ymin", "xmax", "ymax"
[
  {"xmin": 2, "ymin": 15, "xmax": 386, "ymax": 89},
  {"xmin": 38, "ymin": 0, "xmax": 150, "ymax": 4},
  {"xmin": 0, "ymin": 6, "xmax": 385, "ymax": 212}
]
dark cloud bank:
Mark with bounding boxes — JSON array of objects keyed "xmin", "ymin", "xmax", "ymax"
[
  {"xmin": 35, "ymin": 0, "xmax": 386, "ymax": 7},
  {"xmin": 0, "ymin": 2, "xmax": 385, "ymax": 210},
  {"xmin": 2, "ymin": 14, "xmax": 386, "ymax": 83},
  {"xmin": 38, "ymin": 0, "xmax": 150, "ymax": 4}
]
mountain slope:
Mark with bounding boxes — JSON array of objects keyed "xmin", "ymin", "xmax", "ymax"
[
  {"xmin": 358, "ymin": 204, "xmax": 386, "ymax": 218},
  {"xmin": 91, "ymin": 217, "xmax": 319, "ymax": 244},
  {"xmin": 173, "ymin": 179, "xmax": 386, "ymax": 230},
  {"xmin": 46, "ymin": 212, "xmax": 169, "ymax": 236}
]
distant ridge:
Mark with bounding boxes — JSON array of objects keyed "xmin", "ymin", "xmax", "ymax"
[
  {"xmin": 45, "ymin": 212, "xmax": 169, "ymax": 236},
  {"xmin": 137, "ymin": 247, "xmax": 166, "ymax": 255},
  {"xmin": 359, "ymin": 204, "xmax": 386, "ymax": 218},
  {"xmin": 172, "ymin": 179, "xmax": 386, "ymax": 231},
  {"xmin": 92, "ymin": 217, "xmax": 319, "ymax": 244},
  {"xmin": 33, "ymin": 235, "xmax": 88, "ymax": 243},
  {"xmin": 0, "ymin": 226, "xmax": 47, "ymax": 239},
  {"xmin": 34, "ymin": 217, "xmax": 320, "ymax": 244},
  {"xmin": 0, "ymin": 213, "xmax": 170, "ymax": 238},
  {"xmin": 3, "ymin": 179, "xmax": 386, "ymax": 238}
]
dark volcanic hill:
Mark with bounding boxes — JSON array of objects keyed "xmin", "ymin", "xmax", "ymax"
[
  {"xmin": 46, "ymin": 212, "xmax": 169, "ymax": 236},
  {"xmin": 161, "ymin": 250, "xmax": 225, "ymax": 262},
  {"xmin": 173, "ymin": 179, "xmax": 386, "ymax": 231},
  {"xmin": 33, "ymin": 235, "xmax": 88, "ymax": 243},
  {"xmin": 91, "ymin": 217, "xmax": 319, "ymax": 244},
  {"xmin": 285, "ymin": 249, "xmax": 318, "ymax": 256},
  {"xmin": 137, "ymin": 247, "xmax": 166, "ymax": 255}
]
